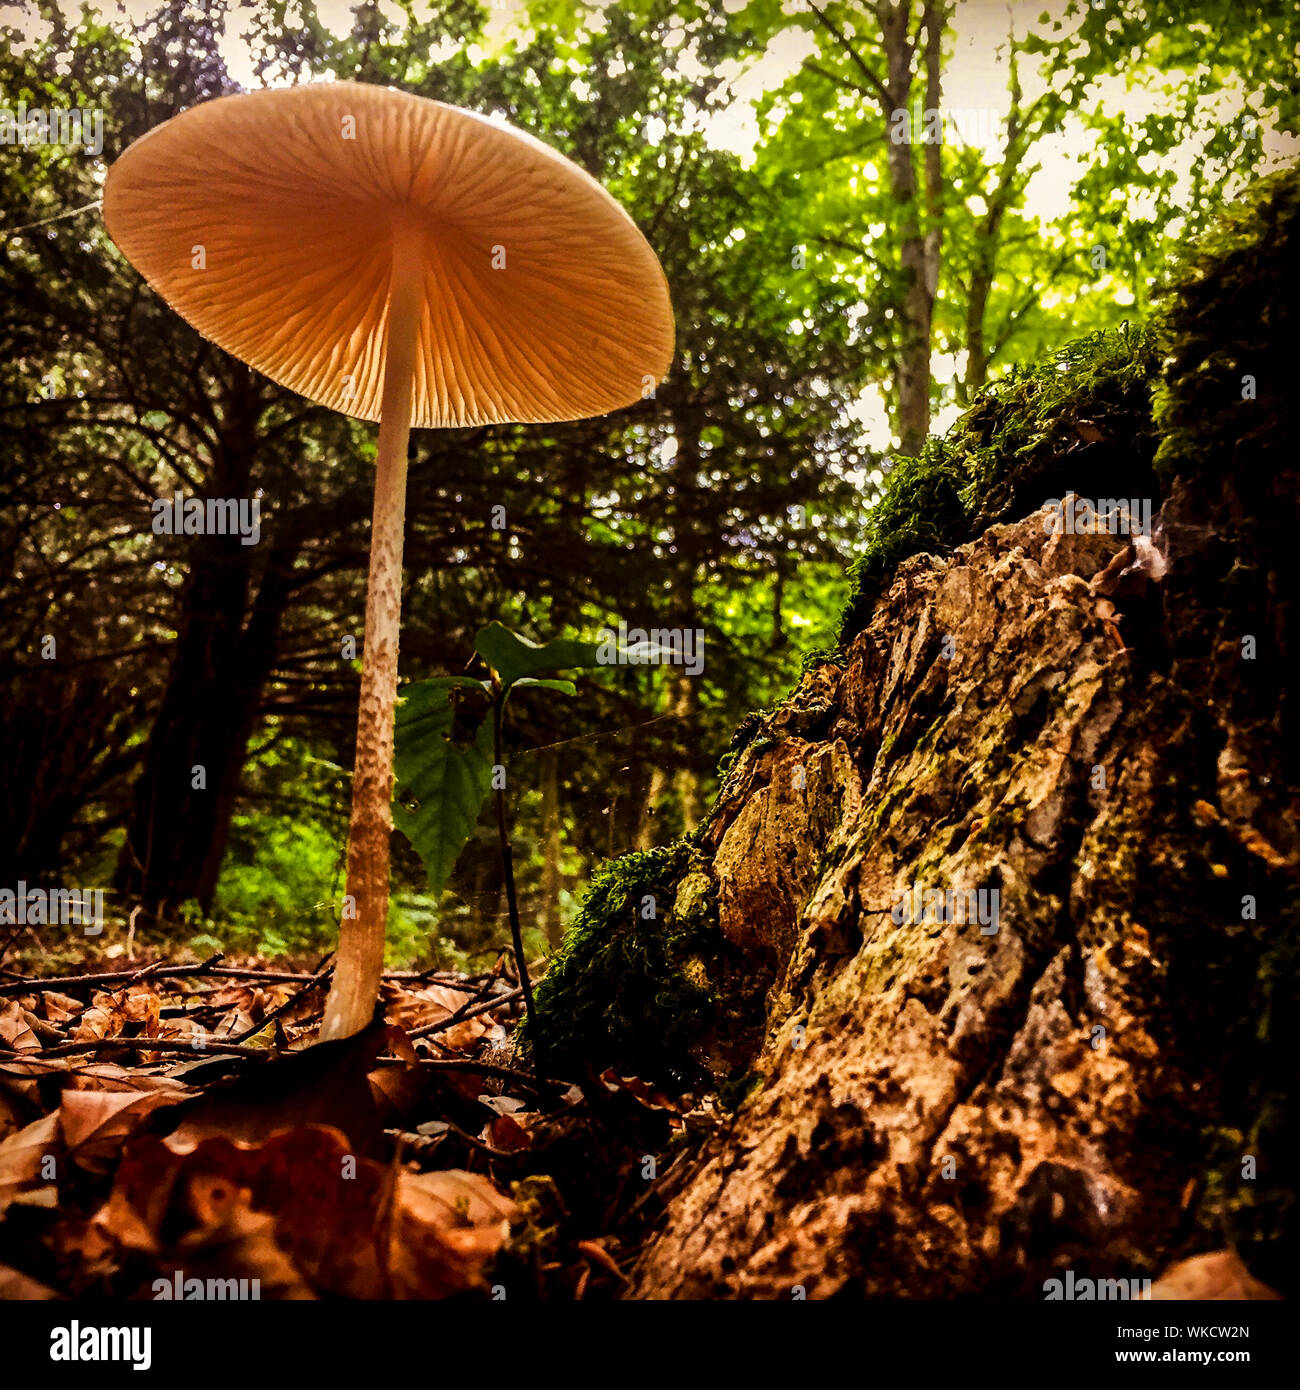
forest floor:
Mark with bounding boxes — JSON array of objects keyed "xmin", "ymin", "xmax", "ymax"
[{"xmin": 0, "ymin": 937, "xmax": 694, "ymax": 1299}]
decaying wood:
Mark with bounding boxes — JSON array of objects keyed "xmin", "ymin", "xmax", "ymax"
[{"xmin": 635, "ymin": 472, "xmax": 1297, "ymax": 1298}]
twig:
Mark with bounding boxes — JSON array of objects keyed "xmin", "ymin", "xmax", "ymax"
[
  {"xmin": 405, "ymin": 1056, "xmax": 573, "ymax": 1095},
  {"xmin": 0, "ymin": 952, "xmax": 227, "ymax": 997},
  {"xmin": 0, "ymin": 923, "xmax": 26, "ymax": 967},
  {"xmin": 404, "ymin": 986, "xmax": 523, "ymax": 1040},
  {"xmin": 493, "ymin": 696, "xmax": 541, "ymax": 1067},
  {"xmin": 0, "ymin": 958, "xmax": 486, "ymax": 998},
  {"xmin": 21, "ymin": 1034, "xmax": 275, "ymax": 1060},
  {"xmin": 0, "ymin": 198, "xmax": 102, "ymax": 238},
  {"xmin": 387, "ymin": 1121, "xmax": 517, "ymax": 1161},
  {"xmin": 226, "ymin": 964, "xmax": 332, "ymax": 1044}
]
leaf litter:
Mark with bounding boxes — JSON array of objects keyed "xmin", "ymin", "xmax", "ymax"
[{"xmin": 0, "ymin": 948, "xmax": 717, "ymax": 1299}]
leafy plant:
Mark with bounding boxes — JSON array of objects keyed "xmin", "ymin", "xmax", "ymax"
[{"xmin": 394, "ymin": 620, "xmax": 636, "ymax": 1058}]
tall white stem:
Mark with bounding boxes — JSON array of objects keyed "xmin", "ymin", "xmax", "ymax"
[{"xmin": 321, "ymin": 224, "xmax": 423, "ymax": 1041}]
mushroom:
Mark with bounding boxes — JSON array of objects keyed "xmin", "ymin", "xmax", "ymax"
[{"xmin": 104, "ymin": 82, "xmax": 674, "ymax": 1040}]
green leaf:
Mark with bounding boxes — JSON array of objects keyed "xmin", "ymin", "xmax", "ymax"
[
  {"xmin": 510, "ymin": 677, "xmax": 577, "ymax": 697},
  {"xmin": 392, "ymin": 678, "xmax": 494, "ymax": 897},
  {"xmin": 474, "ymin": 621, "xmax": 604, "ymax": 690}
]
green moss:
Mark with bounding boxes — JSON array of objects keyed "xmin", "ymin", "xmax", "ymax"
[
  {"xmin": 836, "ymin": 164, "xmax": 1300, "ymax": 649},
  {"xmin": 839, "ymin": 321, "xmax": 1165, "ymax": 642},
  {"xmin": 523, "ymin": 836, "xmax": 759, "ymax": 1086},
  {"xmin": 1154, "ymin": 166, "xmax": 1299, "ymax": 484},
  {"xmin": 837, "ymin": 439, "xmax": 971, "ymax": 642},
  {"xmin": 800, "ymin": 645, "xmax": 850, "ymax": 675},
  {"xmin": 717, "ymin": 1067, "xmax": 766, "ymax": 1113}
]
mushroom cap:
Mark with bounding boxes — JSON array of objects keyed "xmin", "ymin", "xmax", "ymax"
[{"xmin": 103, "ymin": 82, "xmax": 674, "ymax": 427}]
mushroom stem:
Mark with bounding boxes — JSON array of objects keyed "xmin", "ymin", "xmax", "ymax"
[{"xmin": 321, "ymin": 225, "xmax": 424, "ymax": 1041}]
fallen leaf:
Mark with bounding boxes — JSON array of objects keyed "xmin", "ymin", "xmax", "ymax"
[
  {"xmin": 59, "ymin": 1087, "xmax": 190, "ymax": 1174},
  {"xmin": 0, "ymin": 1111, "xmax": 60, "ymax": 1216},
  {"xmin": 387, "ymin": 1167, "xmax": 517, "ymax": 1299},
  {"xmin": 1149, "ymin": 1250, "xmax": 1281, "ymax": 1301},
  {"xmin": 0, "ymin": 1000, "xmax": 40, "ymax": 1052},
  {"xmin": 0, "ymin": 1262, "xmax": 63, "ymax": 1299}
]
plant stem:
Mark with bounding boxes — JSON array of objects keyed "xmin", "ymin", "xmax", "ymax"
[
  {"xmin": 321, "ymin": 223, "xmax": 424, "ymax": 1041},
  {"xmin": 492, "ymin": 694, "xmax": 543, "ymax": 1069}
]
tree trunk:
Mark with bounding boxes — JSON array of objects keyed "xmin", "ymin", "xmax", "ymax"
[
  {"xmin": 880, "ymin": 2, "xmax": 944, "ymax": 456},
  {"xmin": 114, "ymin": 530, "xmax": 258, "ymax": 919},
  {"xmin": 632, "ymin": 447, "xmax": 1299, "ymax": 1297},
  {"xmin": 114, "ymin": 365, "xmax": 270, "ymax": 922},
  {"xmin": 671, "ymin": 671, "xmax": 702, "ymax": 831},
  {"xmin": 192, "ymin": 538, "xmax": 301, "ymax": 906}
]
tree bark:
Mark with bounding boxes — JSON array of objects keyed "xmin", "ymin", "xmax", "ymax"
[
  {"xmin": 878, "ymin": 2, "xmax": 946, "ymax": 455},
  {"xmin": 633, "ymin": 455, "xmax": 1299, "ymax": 1297},
  {"xmin": 114, "ymin": 365, "xmax": 262, "ymax": 920}
]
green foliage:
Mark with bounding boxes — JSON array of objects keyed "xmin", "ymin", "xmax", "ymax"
[
  {"xmin": 474, "ymin": 621, "xmax": 603, "ymax": 691},
  {"xmin": 393, "ymin": 677, "xmax": 494, "ymax": 899},
  {"xmin": 838, "ymin": 321, "xmax": 1165, "ymax": 641},
  {"xmin": 200, "ymin": 737, "xmax": 344, "ymax": 957},
  {"xmin": 212, "ymin": 815, "xmax": 337, "ymax": 937},
  {"xmin": 394, "ymin": 621, "xmax": 611, "ymax": 897}
]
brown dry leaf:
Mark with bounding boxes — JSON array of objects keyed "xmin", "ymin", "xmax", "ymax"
[
  {"xmin": 99, "ymin": 1127, "xmax": 385, "ymax": 1297},
  {"xmin": 211, "ymin": 1007, "xmax": 255, "ymax": 1039},
  {"xmin": 59, "ymin": 1086, "xmax": 191, "ymax": 1174},
  {"xmin": 168, "ymin": 1017, "xmax": 388, "ymax": 1157},
  {"xmin": 0, "ymin": 1262, "xmax": 64, "ymax": 1299},
  {"xmin": 92, "ymin": 1135, "xmax": 184, "ymax": 1253},
  {"xmin": 599, "ymin": 1069, "xmax": 681, "ymax": 1114},
  {"xmin": 0, "ymin": 1000, "xmax": 40, "ymax": 1052},
  {"xmin": 46, "ymin": 1214, "xmax": 120, "ymax": 1293},
  {"xmin": 201, "ymin": 984, "xmax": 262, "ymax": 1014},
  {"xmin": 1090, "ymin": 532, "xmax": 1167, "ymax": 600},
  {"xmin": 155, "ymin": 1015, "xmax": 215, "ymax": 1046},
  {"xmin": 0, "ymin": 1089, "xmax": 23, "ymax": 1141},
  {"xmin": 98, "ymin": 1122, "xmax": 515, "ymax": 1299},
  {"xmin": 383, "ymin": 981, "xmax": 503, "ymax": 1052},
  {"xmin": 576, "ymin": 1237, "xmax": 630, "ymax": 1285},
  {"xmin": 121, "ymin": 986, "xmax": 162, "ymax": 1029},
  {"xmin": 35, "ymin": 991, "xmax": 85, "ymax": 1025},
  {"xmin": 0, "ymin": 1055, "xmax": 60, "ymax": 1110},
  {"xmin": 484, "ymin": 1110, "xmax": 534, "ymax": 1152},
  {"xmin": 164, "ymin": 1198, "xmax": 317, "ymax": 1300},
  {"xmin": 66, "ymin": 1064, "xmax": 187, "ymax": 1094},
  {"xmin": 386, "ymin": 1167, "xmax": 517, "ymax": 1299},
  {"xmin": 368, "ymin": 1060, "xmax": 425, "ymax": 1124},
  {"xmin": 1150, "ymin": 1250, "xmax": 1282, "ymax": 1301},
  {"xmin": 73, "ymin": 986, "xmax": 161, "ymax": 1044},
  {"xmin": 73, "ymin": 1005, "xmax": 120, "ymax": 1043},
  {"xmin": 0, "ymin": 1110, "xmax": 60, "ymax": 1216}
]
